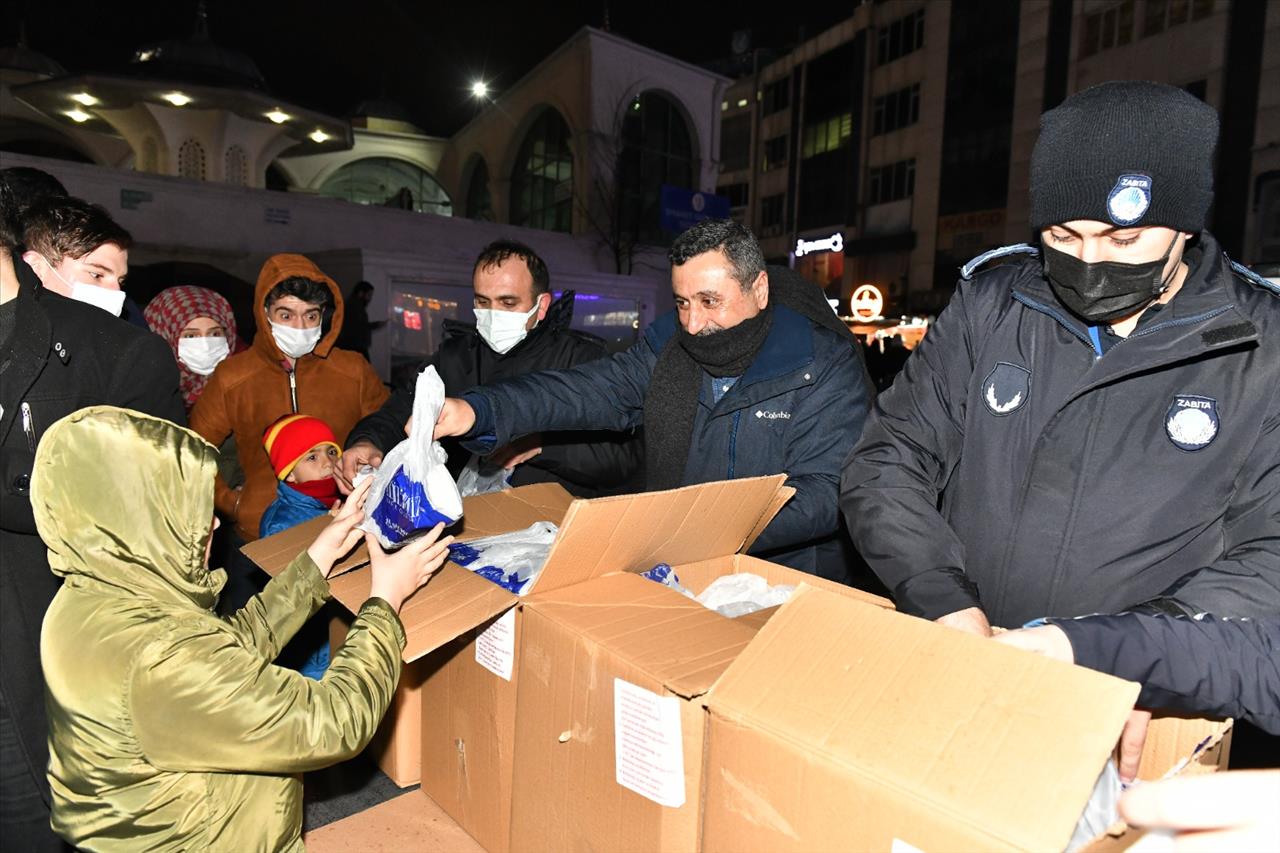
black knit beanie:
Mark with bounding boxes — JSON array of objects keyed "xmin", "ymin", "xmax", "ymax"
[{"xmin": 1030, "ymin": 81, "xmax": 1218, "ymax": 232}]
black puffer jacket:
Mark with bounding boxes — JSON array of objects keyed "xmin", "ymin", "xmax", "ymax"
[
  {"xmin": 842, "ymin": 232, "xmax": 1280, "ymax": 626},
  {"xmin": 348, "ymin": 292, "xmax": 642, "ymax": 497},
  {"xmin": 1, "ymin": 280, "xmax": 184, "ymax": 808},
  {"xmin": 1057, "ymin": 613, "xmax": 1280, "ymax": 734}
]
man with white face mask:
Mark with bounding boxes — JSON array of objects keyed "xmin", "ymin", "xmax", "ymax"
[
  {"xmin": 191, "ymin": 254, "xmax": 388, "ymax": 585},
  {"xmin": 0, "ymin": 170, "xmax": 183, "ymax": 852},
  {"xmin": 341, "ymin": 239, "xmax": 641, "ymax": 497},
  {"xmin": 20, "ymin": 195, "xmax": 149, "ymax": 328}
]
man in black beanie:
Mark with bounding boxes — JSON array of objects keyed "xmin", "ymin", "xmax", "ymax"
[{"xmin": 841, "ymin": 80, "xmax": 1280, "ymax": 636}]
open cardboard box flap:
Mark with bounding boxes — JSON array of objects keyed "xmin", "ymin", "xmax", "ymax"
[
  {"xmin": 243, "ymin": 476, "xmax": 792, "ymax": 663},
  {"xmin": 707, "ymin": 584, "xmax": 1143, "ymax": 853}
]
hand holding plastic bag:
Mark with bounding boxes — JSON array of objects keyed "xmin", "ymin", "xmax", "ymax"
[{"xmin": 359, "ymin": 366, "xmax": 464, "ymax": 548}]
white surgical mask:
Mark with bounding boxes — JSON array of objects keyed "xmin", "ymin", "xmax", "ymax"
[
  {"xmin": 178, "ymin": 336, "xmax": 230, "ymax": 375},
  {"xmin": 270, "ymin": 320, "xmax": 322, "ymax": 359},
  {"xmin": 474, "ymin": 303, "xmax": 540, "ymax": 355},
  {"xmin": 41, "ymin": 256, "xmax": 127, "ymax": 316},
  {"xmin": 69, "ymin": 282, "xmax": 127, "ymax": 317}
]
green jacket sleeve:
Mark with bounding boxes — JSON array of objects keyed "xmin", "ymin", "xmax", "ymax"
[
  {"xmin": 131, "ymin": 599, "xmax": 405, "ymax": 774},
  {"xmin": 221, "ymin": 551, "xmax": 330, "ymax": 660}
]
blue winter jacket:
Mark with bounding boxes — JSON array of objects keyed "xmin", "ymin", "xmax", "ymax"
[
  {"xmin": 461, "ymin": 304, "xmax": 875, "ymax": 580},
  {"xmin": 260, "ymin": 482, "xmax": 332, "ymax": 679},
  {"xmin": 260, "ymin": 481, "xmax": 330, "ymax": 539}
]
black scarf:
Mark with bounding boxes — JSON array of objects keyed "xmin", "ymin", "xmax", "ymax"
[
  {"xmin": 643, "ymin": 302, "xmax": 773, "ymax": 490},
  {"xmin": 641, "ymin": 266, "xmax": 859, "ymax": 491}
]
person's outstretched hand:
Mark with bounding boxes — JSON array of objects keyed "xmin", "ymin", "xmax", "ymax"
[
  {"xmin": 1120, "ymin": 770, "xmax": 1280, "ymax": 851},
  {"xmin": 336, "ymin": 440, "xmax": 383, "ymax": 494},
  {"xmin": 366, "ymin": 525, "xmax": 454, "ymax": 614},
  {"xmin": 306, "ymin": 478, "xmax": 371, "ymax": 577}
]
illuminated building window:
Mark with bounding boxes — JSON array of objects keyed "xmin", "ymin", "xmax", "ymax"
[
  {"xmin": 511, "ymin": 109, "xmax": 574, "ymax": 232},
  {"xmin": 319, "ymin": 157, "xmax": 452, "ymax": 216},
  {"xmin": 178, "ymin": 138, "xmax": 206, "ymax": 181},
  {"xmin": 224, "ymin": 145, "xmax": 248, "ymax": 186}
]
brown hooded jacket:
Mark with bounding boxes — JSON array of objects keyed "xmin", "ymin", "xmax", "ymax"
[{"xmin": 190, "ymin": 254, "xmax": 389, "ymax": 539}]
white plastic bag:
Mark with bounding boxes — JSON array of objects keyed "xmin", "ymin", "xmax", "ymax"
[
  {"xmin": 694, "ymin": 574, "xmax": 797, "ymax": 618},
  {"xmin": 447, "ymin": 521, "xmax": 559, "ymax": 595},
  {"xmin": 456, "ymin": 455, "xmax": 512, "ymax": 498},
  {"xmin": 360, "ymin": 366, "xmax": 464, "ymax": 548},
  {"xmin": 1066, "ymin": 758, "xmax": 1124, "ymax": 852}
]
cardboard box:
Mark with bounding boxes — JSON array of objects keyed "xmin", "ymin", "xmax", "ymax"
[
  {"xmin": 700, "ymin": 585, "xmax": 1232, "ymax": 853},
  {"xmin": 244, "ymin": 476, "xmax": 796, "ymax": 833},
  {"xmin": 508, "ymin": 558, "xmax": 894, "ymax": 853},
  {"xmin": 302, "ymin": 790, "xmax": 484, "ymax": 853},
  {"xmin": 417, "ymin": 478, "xmax": 798, "ymax": 853},
  {"xmin": 244, "ymin": 482, "xmax": 578, "ymax": 786}
]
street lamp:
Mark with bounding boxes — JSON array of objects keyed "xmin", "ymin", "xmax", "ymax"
[{"xmin": 470, "ymin": 80, "xmax": 489, "ymax": 100}]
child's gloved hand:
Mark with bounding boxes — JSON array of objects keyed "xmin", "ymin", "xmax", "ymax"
[
  {"xmin": 366, "ymin": 524, "xmax": 454, "ymax": 614},
  {"xmin": 306, "ymin": 478, "xmax": 371, "ymax": 578}
]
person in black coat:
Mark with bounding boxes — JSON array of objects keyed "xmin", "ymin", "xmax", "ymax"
[
  {"xmin": 0, "ymin": 178, "xmax": 185, "ymax": 851},
  {"xmin": 335, "ymin": 280, "xmax": 385, "ymax": 360},
  {"xmin": 340, "ymin": 240, "xmax": 641, "ymax": 498},
  {"xmin": 998, "ymin": 614, "xmax": 1279, "ymax": 735},
  {"xmin": 842, "ymin": 82, "xmax": 1280, "ymax": 635}
]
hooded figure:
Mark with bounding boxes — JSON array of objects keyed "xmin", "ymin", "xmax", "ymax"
[
  {"xmin": 190, "ymin": 254, "xmax": 389, "ymax": 541},
  {"xmin": 34, "ymin": 406, "xmax": 405, "ymax": 852}
]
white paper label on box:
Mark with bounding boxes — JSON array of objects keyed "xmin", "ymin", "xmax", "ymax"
[
  {"xmin": 474, "ymin": 608, "xmax": 516, "ymax": 681},
  {"xmin": 891, "ymin": 839, "xmax": 926, "ymax": 853},
  {"xmin": 613, "ymin": 678, "xmax": 685, "ymax": 808}
]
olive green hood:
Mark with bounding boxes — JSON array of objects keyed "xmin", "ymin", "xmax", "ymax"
[{"xmin": 31, "ymin": 406, "xmax": 226, "ymax": 610}]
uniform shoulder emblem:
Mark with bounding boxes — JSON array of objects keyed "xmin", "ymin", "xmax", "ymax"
[
  {"xmin": 1228, "ymin": 259, "xmax": 1280, "ymax": 298},
  {"xmin": 959, "ymin": 243, "xmax": 1040, "ymax": 281}
]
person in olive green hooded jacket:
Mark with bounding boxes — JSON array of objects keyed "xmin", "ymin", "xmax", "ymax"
[{"xmin": 31, "ymin": 406, "xmax": 453, "ymax": 852}]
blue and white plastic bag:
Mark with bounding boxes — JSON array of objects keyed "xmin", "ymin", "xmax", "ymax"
[
  {"xmin": 360, "ymin": 366, "xmax": 464, "ymax": 548},
  {"xmin": 447, "ymin": 521, "xmax": 559, "ymax": 595}
]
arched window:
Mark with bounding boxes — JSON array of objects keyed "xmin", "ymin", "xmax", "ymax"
[
  {"xmin": 618, "ymin": 91, "xmax": 694, "ymax": 242},
  {"xmin": 224, "ymin": 145, "xmax": 248, "ymax": 186},
  {"xmin": 178, "ymin": 138, "xmax": 206, "ymax": 180},
  {"xmin": 464, "ymin": 158, "xmax": 494, "ymax": 221},
  {"xmin": 318, "ymin": 157, "xmax": 452, "ymax": 216},
  {"xmin": 510, "ymin": 109, "xmax": 573, "ymax": 232}
]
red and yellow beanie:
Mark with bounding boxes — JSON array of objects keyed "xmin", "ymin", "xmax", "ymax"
[{"xmin": 263, "ymin": 414, "xmax": 340, "ymax": 480}]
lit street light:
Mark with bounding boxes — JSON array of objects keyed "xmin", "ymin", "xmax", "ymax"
[{"xmin": 470, "ymin": 80, "xmax": 489, "ymax": 100}]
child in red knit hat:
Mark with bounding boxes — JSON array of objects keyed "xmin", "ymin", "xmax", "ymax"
[{"xmin": 260, "ymin": 414, "xmax": 344, "ymax": 678}]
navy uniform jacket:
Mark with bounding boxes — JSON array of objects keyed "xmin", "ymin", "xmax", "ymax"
[
  {"xmin": 841, "ymin": 231, "xmax": 1280, "ymax": 626},
  {"xmin": 461, "ymin": 304, "xmax": 875, "ymax": 580},
  {"xmin": 1058, "ymin": 613, "xmax": 1279, "ymax": 734}
]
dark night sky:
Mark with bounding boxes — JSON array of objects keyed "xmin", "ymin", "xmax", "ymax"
[{"xmin": 3, "ymin": 1, "xmax": 853, "ymax": 136}]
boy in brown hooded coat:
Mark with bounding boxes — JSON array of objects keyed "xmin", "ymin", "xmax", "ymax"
[{"xmin": 192, "ymin": 254, "xmax": 389, "ymax": 544}]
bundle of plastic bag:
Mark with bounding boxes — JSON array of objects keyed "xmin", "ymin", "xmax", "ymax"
[
  {"xmin": 456, "ymin": 455, "xmax": 512, "ymax": 498},
  {"xmin": 359, "ymin": 366, "xmax": 464, "ymax": 549},
  {"xmin": 695, "ymin": 573, "xmax": 796, "ymax": 618},
  {"xmin": 640, "ymin": 564, "xmax": 695, "ymax": 599},
  {"xmin": 447, "ymin": 521, "xmax": 559, "ymax": 595}
]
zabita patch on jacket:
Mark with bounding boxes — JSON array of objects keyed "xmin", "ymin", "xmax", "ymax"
[{"xmin": 1166, "ymin": 395, "xmax": 1219, "ymax": 451}]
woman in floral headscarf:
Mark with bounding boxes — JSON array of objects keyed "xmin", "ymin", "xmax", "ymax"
[{"xmin": 143, "ymin": 286, "xmax": 239, "ymax": 412}]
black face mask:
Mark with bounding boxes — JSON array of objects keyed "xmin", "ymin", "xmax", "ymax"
[{"xmin": 1041, "ymin": 233, "xmax": 1180, "ymax": 324}]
